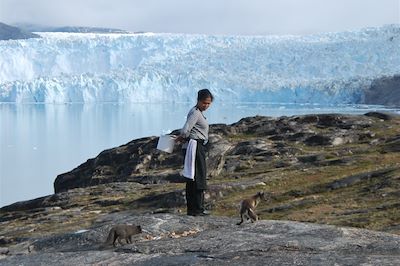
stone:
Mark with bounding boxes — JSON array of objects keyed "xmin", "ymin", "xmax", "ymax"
[
  {"xmin": 382, "ymin": 136, "xmax": 400, "ymax": 153},
  {"xmin": 364, "ymin": 111, "xmax": 396, "ymax": 121},
  {"xmin": 1, "ymin": 214, "xmax": 399, "ymax": 265},
  {"xmin": 304, "ymin": 135, "xmax": 331, "ymax": 146},
  {"xmin": 0, "ymin": 247, "xmax": 9, "ymax": 255},
  {"xmin": 363, "ymin": 75, "xmax": 400, "ymax": 106}
]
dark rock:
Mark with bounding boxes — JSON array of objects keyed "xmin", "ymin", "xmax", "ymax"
[
  {"xmin": 206, "ymin": 134, "xmax": 234, "ymax": 177},
  {"xmin": 364, "ymin": 112, "xmax": 396, "ymax": 121},
  {"xmin": 293, "ymin": 114, "xmax": 339, "ymax": 126},
  {"xmin": 274, "ymin": 161, "xmax": 291, "ymax": 168},
  {"xmin": 231, "ymin": 140, "xmax": 269, "ymax": 155},
  {"xmin": 316, "ymin": 114, "xmax": 344, "ymax": 127},
  {"xmin": 0, "ymin": 247, "xmax": 9, "ymax": 255},
  {"xmin": 130, "ymin": 191, "xmax": 186, "ymax": 209},
  {"xmin": 316, "ymin": 157, "xmax": 353, "ymax": 166},
  {"xmin": 129, "ymin": 172, "xmax": 185, "ymax": 184},
  {"xmin": 375, "ymin": 202, "xmax": 400, "ymax": 212},
  {"xmin": 230, "ymin": 116, "xmax": 275, "ymax": 135},
  {"xmin": 293, "ymin": 115, "xmax": 319, "ymax": 124},
  {"xmin": 304, "ymin": 135, "xmax": 331, "ymax": 146},
  {"xmin": 93, "ymin": 199, "xmax": 125, "ymax": 207},
  {"xmin": 297, "ymin": 154, "xmax": 325, "ymax": 163},
  {"xmin": 381, "ymin": 135, "xmax": 400, "ymax": 152},
  {"xmin": 0, "ymin": 193, "xmax": 69, "ymax": 212},
  {"xmin": 0, "ymin": 237, "xmax": 13, "ymax": 246},
  {"xmin": 209, "ymin": 123, "xmax": 234, "ymax": 135},
  {"xmin": 286, "ymin": 132, "xmax": 311, "ymax": 141},
  {"xmin": 286, "ymin": 190, "xmax": 306, "ymax": 197},
  {"xmin": 363, "ymin": 75, "xmax": 400, "ymax": 106},
  {"xmin": 223, "ymin": 156, "xmax": 243, "ymax": 172},
  {"xmin": 0, "ymin": 22, "xmax": 40, "ymax": 40},
  {"xmin": 269, "ymin": 135, "xmax": 285, "ymax": 141},
  {"xmin": 339, "ymin": 209, "xmax": 370, "ymax": 216},
  {"xmin": 54, "ymin": 137, "xmax": 168, "ymax": 192}
]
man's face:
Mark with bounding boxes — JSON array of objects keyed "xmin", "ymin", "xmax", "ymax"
[{"xmin": 197, "ymin": 97, "xmax": 212, "ymax": 111}]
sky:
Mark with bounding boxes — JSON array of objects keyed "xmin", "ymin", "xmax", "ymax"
[{"xmin": 0, "ymin": 0, "xmax": 399, "ymax": 35}]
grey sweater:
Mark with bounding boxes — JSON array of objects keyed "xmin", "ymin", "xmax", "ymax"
[{"xmin": 181, "ymin": 106, "xmax": 209, "ymax": 142}]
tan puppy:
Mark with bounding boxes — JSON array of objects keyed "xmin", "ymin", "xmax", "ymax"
[{"xmin": 237, "ymin": 192, "xmax": 266, "ymax": 225}]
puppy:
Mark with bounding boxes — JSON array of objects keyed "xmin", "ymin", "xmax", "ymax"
[
  {"xmin": 237, "ymin": 192, "xmax": 267, "ymax": 225},
  {"xmin": 104, "ymin": 224, "xmax": 142, "ymax": 247}
]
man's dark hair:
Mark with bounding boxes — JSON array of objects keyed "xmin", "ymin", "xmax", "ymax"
[{"xmin": 197, "ymin": 89, "xmax": 214, "ymax": 102}]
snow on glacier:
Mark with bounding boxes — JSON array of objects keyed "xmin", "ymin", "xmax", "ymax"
[{"xmin": 0, "ymin": 25, "xmax": 399, "ymax": 103}]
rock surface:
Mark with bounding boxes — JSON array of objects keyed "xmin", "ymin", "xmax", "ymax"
[
  {"xmin": 0, "ymin": 22, "xmax": 40, "ymax": 40},
  {"xmin": 1, "ymin": 212, "xmax": 400, "ymax": 265},
  {"xmin": 1, "ymin": 113, "xmax": 400, "ymax": 265},
  {"xmin": 363, "ymin": 75, "xmax": 400, "ymax": 106}
]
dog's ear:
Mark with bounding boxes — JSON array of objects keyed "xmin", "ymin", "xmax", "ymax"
[{"xmin": 260, "ymin": 191, "xmax": 267, "ymax": 199}]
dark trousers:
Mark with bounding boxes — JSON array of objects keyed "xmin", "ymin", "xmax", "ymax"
[
  {"xmin": 186, "ymin": 181, "xmax": 204, "ymax": 214},
  {"xmin": 183, "ymin": 139, "xmax": 207, "ymax": 214}
]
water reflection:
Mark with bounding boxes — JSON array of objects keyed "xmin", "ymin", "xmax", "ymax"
[{"xmin": 1, "ymin": 102, "xmax": 399, "ymax": 207}]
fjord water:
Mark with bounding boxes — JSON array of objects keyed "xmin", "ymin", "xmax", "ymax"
[
  {"xmin": 1, "ymin": 102, "xmax": 399, "ymax": 207},
  {"xmin": 1, "ymin": 25, "xmax": 400, "ymax": 206}
]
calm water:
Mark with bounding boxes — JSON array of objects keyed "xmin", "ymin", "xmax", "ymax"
[{"xmin": 1, "ymin": 102, "xmax": 399, "ymax": 207}]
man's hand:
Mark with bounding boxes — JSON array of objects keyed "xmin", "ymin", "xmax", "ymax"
[{"xmin": 174, "ymin": 135, "xmax": 185, "ymax": 143}]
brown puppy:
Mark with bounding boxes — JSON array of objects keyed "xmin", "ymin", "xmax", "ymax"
[
  {"xmin": 237, "ymin": 192, "xmax": 266, "ymax": 225},
  {"xmin": 105, "ymin": 224, "xmax": 142, "ymax": 247}
]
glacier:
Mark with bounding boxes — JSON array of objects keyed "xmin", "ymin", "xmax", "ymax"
[{"xmin": 0, "ymin": 25, "xmax": 399, "ymax": 103}]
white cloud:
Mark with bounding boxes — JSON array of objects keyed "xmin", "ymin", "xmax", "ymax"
[{"xmin": 0, "ymin": 0, "xmax": 399, "ymax": 35}]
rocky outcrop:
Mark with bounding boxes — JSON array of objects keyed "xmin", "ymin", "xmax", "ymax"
[
  {"xmin": 2, "ymin": 113, "xmax": 400, "ymax": 264},
  {"xmin": 1, "ymin": 213, "xmax": 399, "ymax": 265},
  {"xmin": 0, "ymin": 22, "xmax": 40, "ymax": 40},
  {"xmin": 54, "ymin": 113, "xmax": 399, "ymax": 192},
  {"xmin": 363, "ymin": 75, "xmax": 400, "ymax": 106}
]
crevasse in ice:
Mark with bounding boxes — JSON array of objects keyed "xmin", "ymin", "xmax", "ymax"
[{"xmin": 0, "ymin": 25, "xmax": 399, "ymax": 103}]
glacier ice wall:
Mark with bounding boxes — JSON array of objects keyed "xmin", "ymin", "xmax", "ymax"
[{"xmin": 0, "ymin": 25, "xmax": 399, "ymax": 103}]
